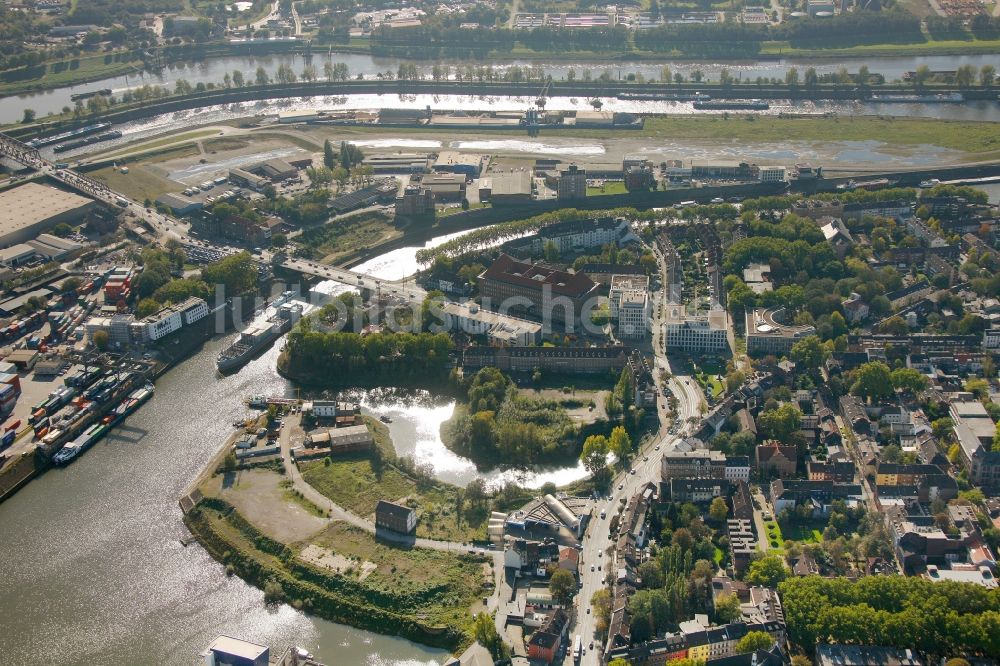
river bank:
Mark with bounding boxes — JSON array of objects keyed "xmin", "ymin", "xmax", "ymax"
[
  {"xmin": 4, "ymin": 36, "xmax": 1000, "ymax": 100},
  {"xmin": 10, "ymin": 77, "xmax": 1000, "ymax": 141}
]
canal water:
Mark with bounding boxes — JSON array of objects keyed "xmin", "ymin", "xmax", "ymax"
[
  {"xmin": 4, "ymin": 51, "xmax": 1000, "ymax": 124},
  {"xmin": 0, "ymin": 229, "xmax": 583, "ymax": 665}
]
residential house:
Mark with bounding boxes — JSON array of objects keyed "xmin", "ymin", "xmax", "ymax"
[
  {"xmin": 769, "ymin": 479, "xmax": 862, "ymax": 517},
  {"xmin": 755, "ymin": 441, "xmax": 797, "ymax": 478},
  {"xmin": 526, "ymin": 608, "xmax": 568, "ymax": 664}
]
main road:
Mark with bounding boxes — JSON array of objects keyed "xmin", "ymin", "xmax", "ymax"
[{"xmin": 569, "ymin": 236, "xmax": 704, "ymax": 665}]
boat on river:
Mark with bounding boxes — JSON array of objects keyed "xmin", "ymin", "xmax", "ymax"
[{"xmin": 217, "ymin": 295, "xmax": 301, "ymax": 374}]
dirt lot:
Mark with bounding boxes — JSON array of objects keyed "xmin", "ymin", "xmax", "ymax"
[{"xmin": 202, "ymin": 467, "xmax": 329, "ymax": 543}]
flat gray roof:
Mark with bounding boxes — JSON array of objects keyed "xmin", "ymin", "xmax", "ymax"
[{"xmin": 0, "ymin": 183, "xmax": 94, "ymax": 238}]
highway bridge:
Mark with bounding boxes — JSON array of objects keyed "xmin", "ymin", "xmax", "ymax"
[{"xmin": 0, "ymin": 132, "xmax": 419, "ymax": 298}]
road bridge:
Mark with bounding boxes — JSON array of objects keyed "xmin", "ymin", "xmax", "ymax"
[{"xmin": 0, "ymin": 132, "xmax": 418, "ymax": 297}]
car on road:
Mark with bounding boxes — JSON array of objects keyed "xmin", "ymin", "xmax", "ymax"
[
  {"xmin": 655, "ymin": 445, "xmax": 660, "ymax": 451},
  {"xmin": 629, "ymin": 469, "xmax": 635, "ymax": 475},
  {"xmin": 644, "ymin": 456, "xmax": 649, "ymax": 461},
  {"xmin": 590, "ymin": 564, "xmax": 595, "ymax": 572},
  {"xmin": 618, "ymin": 483, "xmax": 624, "ymax": 490}
]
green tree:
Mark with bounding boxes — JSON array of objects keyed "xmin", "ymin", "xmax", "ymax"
[
  {"xmin": 21, "ymin": 108, "xmax": 35, "ymax": 124},
  {"xmin": 543, "ymin": 239, "xmax": 560, "ymax": 262},
  {"xmin": 715, "ymin": 592, "xmax": 741, "ymax": 623},
  {"xmin": 92, "ymin": 329, "xmax": 109, "ymax": 351},
  {"xmin": 609, "ymin": 425, "xmax": 633, "ymax": 462},
  {"xmin": 745, "ymin": 555, "xmax": 789, "ymax": 587},
  {"xmin": 785, "ymin": 67, "xmax": 799, "ymax": 87},
  {"xmin": 758, "ymin": 404, "xmax": 803, "ymax": 441},
  {"xmin": 136, "ymin": 297, "xmax": 161, "ymax": 318},
  {"xmin": 890, "ymin": 367, "xmax": 929, "ymax": 393},
  {"xmin": 735, "ymin": 631, "xmax": 775, "ymax": 653},
  {"xmin": 981, "ymin": 65, "xmax": 996, "ymax": 87},
  {"xmin": 549, "ymin": 567, "xmax": 576, "ymax": 605},
  {"xmin": 255, "ymin": 66, "xmax": 270, "ymax": 85},
  {"xmin": 202, "ymin": 252, "xmax": 258, "ymax": 296},
  {"xmin": 592, "ymin": 588, "xmax": 612, "ymax": 633},
  {"xmin": 61, "ymin": 276, "xmax": 83, "ymax": 292},
  {"xmin": 851, "ymin": 361, "xmax": 894, "ymax": 402},
  {"xmin": 472, "ymin": 611, "xmax": 507, "ymax": 659},
  {"xmin": 709, "ymin": 496, "xmax": 729, "ymax": 523},
  {"xmin": 581, "ymin": 434, "xmax": 609, "ymax": 476},
  {"xmin": 790, "ymin": 335, "xmax": 829, "ymax": 371},
  {"xmin": 955, "ymin": 64, "xmax": 976, "ymax": 88},
  {"xmin": 323, "ymin": 139, "xmax": 336, "ymax": 169},
  {"xmin": 270, "ymin": 233, "xmax": 288, "ymax": 248},
  {"xmin": 804, "ymin": 67, "xmax": 818, "ymax": 87}
]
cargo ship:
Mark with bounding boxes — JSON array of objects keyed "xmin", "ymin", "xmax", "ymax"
[
  {"xmin": 53, "ymin": 130, "xmax": 123, "ymax": 153},
  {"xmin": 837, "ymin": 177, "xmax": 898, "ymax": 192},
  {"xmin": 27, "ymin": 122, "xmax": 112, "ymax": 149},
  {"xmin": 217, "ymin": 299, "xmax": 302, "ymax": 374},
  {"xmin": 869, "ymin": 92, "xmax": 964, "ymax": 104},
  {"xmin": 69, "ymin": 88, "xmax": 112, "ymax": 102},
  {"xmin": 618, "ymin": 92, "xmax": 712, "ymax": 102},
  {"xmin": 693, "ymin": 100, "xmax": 769, "ymax": 111},
  {"xmin": 53, "ymin": 383, "xmax": 152, "ymax": 466}
]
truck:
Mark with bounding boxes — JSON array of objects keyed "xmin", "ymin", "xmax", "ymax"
[
  {"xmin": 115, "ymin": 197, "xmax": 129, "ymax": 208},
  {"xmin": 572, "ymin": 636, "xmax": 582, "ymax": 663}
]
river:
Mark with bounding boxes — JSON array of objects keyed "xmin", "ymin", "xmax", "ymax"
[
  {"xmin": 0, "ymin": 228, "xmax": 585, "ymax": 665},
  {"xmin": 4, "ymin": 51, "xmax": 1000, "ymax": 124}
]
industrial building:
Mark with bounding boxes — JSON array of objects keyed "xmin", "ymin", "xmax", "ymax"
[
  {"xmin": 362, "ymin": 153, "xmax": 430, "ymax": 173},
  {"xmin": 395, "ymin": 185, "xmax": 434, "ymax": 217},
  {"xmin": 432, "ymin": 150, "xmax": 486, "ymax": 177},
  {"xmin": 556, "ymin": 164, "xmax": 587, "ymax": 201},
  {"xmin": 0, "ymin": 183, "xmax": 98, "ymax": 246},
  {"xmin": 0, "ymin": 244, "xmax": 39, "ymax": 267},
  {"xmin": 479, "ymin": 170, "xmax": 533, "ymax": 206},
  {"xmin": 27, "ymin": 233, "xmax": 83, "ymax": 260},
  {"xmin": 155, "ymin": 193, "xmax": 203, "ymax": 215},
  {"xmin": 419, "ymin": 173, "xmax": 467, "ymax": 202}
]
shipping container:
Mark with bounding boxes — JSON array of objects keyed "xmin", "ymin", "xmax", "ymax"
[{"xmin": 6, "ymin": 419, "xmax": 21, "ymax": 432}]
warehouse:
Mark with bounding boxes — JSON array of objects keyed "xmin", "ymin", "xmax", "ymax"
[
  {"xmin": 433, "ymin": 150, "xmax": 486, "ymax": 177},
  {"xmin": 155, "ymin": 193, "xmax": 203, "ymax": 215},
  {"xmin": 0, "ymin": 183, "xmax": 97, "ymax": 246},
  {"xmin": 480, "ymin": 170, "xmax": 533, "ymax": 206},
  {"xmin": 0, "ymin": 244, "xmax": 38, "ymax": 267}
]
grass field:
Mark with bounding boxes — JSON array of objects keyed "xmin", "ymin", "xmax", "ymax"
[
  {"xmin": 300, "ymin": 455, "xmax": 490, "ymax": 544},
  {"xmin": 192, "ymin": 502, "xmax": 486, "ymax": 638},
  {"xmin": 297, "ymin": 211, "xmax": 402, "ymax": 265},
  {"xmin": 586, "ymin": 181, "xmax": 628, "ymax": 196},
  {"xmin": 89, "ymin": 164, "xmax": 181, "ymax": 202},
  {"xmin": 99, "ymin": 130, "xmax": 218, "ymax": 160}
]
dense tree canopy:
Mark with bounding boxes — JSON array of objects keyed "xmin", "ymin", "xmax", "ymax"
[{"xmin": 780, "ymin": 575, "xmax": 1000, "ymax": 656}]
